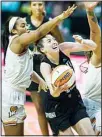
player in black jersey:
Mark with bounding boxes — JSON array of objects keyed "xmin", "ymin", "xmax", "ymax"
[
  {"xmin": 37, "ymin": 34, "xmax": 97, "ymax": 135},
  {"xmin": 26, "ymin": 2, "xmax": 68, "ymax": 135}
]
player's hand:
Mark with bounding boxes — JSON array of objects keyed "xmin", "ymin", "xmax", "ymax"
[
  {"xmin": 58, "ymin": 4, "xmax": 77, "ymax": 20},
  {"xmin": 84, "ymin": 2, "xmax": 99, "ymax": 11},
  {"xmin": 59, "ymin": 83, "xmax": 69, "ymax": 93},
  {"xmin": 73, "ymin": 35, "xmax": 83, "ymax": 43},
  {"xmin": 38, "ymin": 78, "xmax": 48, "ymax": 92},
  {"xmin": 52, "ymin": 83, "xmax": 69, "ymax": 96}
]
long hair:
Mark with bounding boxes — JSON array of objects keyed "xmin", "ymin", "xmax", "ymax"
[
  {"xmin": 36, "ymin": 38, "xmax": 44, "ymax": 54},
  {"xmin": 2, "ymin": 17, "xmax": 16, "ymax": 63}
]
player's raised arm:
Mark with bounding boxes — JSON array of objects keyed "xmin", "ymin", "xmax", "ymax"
[
  {"xmin": 19, "ymin": 5, "xmax": 77, "ymax": 47},
  {"xmin": 84, "ymin": 2, "xmax": 101, "ymax": 56},
  {"xmin": 59, "ymin": 35, "xmax": 97, "ymax": 56}
]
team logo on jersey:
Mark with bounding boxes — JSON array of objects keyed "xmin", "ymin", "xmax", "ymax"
[
  {"xmin": 8, "ymin": 106, "xmax": 18, "ymax": 118},
  {"xmin": 45, "ymin": 112, "xmax": 56, "ymax": 119}
]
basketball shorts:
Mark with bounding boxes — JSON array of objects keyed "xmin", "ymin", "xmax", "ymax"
[
  {"xmin": 2, "ymin": 81, "xmax": 26, "ymax": 126},
  {"xmin": 44, "ymin": 90, "xmax": 89, "ymax": 135},
  {"xmin": 83, "ymin": 97, "xmax": 101, "ymax": 133}
]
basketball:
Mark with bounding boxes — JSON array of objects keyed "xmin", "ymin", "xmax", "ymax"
[{"xmin": 51, "ymin": 65, "xmax": 75, "ymax": 88}]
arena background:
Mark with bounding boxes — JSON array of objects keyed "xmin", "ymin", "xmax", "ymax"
[{"xmin": 1, "ymin": 1, "xmax": 101, "ymax": 135}]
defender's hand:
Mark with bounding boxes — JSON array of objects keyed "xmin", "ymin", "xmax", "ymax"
[{"xmin": 84, "ymin": 2, "xmax": 99, "ymax": 11}]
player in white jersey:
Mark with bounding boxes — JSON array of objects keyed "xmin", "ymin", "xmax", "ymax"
[
  {"xmin": 82, "ymin": 2, "xmax": 101, "ymax": 135},
  {"xmin": 2, "ymin": 7, "xmax": 77, "ymax": 136}
]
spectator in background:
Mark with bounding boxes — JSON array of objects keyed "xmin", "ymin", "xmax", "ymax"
[{"xmin": 51, "ymin": 2, "xmax": 73, "ymax": 42}]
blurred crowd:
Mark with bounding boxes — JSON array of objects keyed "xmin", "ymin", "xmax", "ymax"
[{"xmin": 1, "ymin": 1, "xmax": 102, "ymax": 49}]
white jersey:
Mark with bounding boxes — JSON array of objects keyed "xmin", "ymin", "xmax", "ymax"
[
  {"xmin": 3, "ymin": 35, "xmax": 33, "ymax": 92},
  {"xmin": 83, "ymin": 62, "xmax": 101, "ymax": 103}
]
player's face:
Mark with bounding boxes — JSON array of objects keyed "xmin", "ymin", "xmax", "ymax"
[
  {"xmin": 41, "ymin": 35, "xmax": 59, "ymax": 55},
  {"xmin": 30, "ymin": 2, "xmax": 45, "ymax": 16},
  {"xmin": 14, "ymin": 18, "xmax": 29, "ymax": 35}
]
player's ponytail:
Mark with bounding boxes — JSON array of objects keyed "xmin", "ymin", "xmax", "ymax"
[
  {"xmin": 2, "ymin": 18, "xmax": 11, "ymax": 64},
  {"xmin": 2, "ymin": 17, "xmax": 18, "ymax": 64}
]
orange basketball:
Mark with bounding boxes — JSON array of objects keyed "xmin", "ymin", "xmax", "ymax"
[{"xmin": 51, "ymin": 65, "xmax": 75, "ymax": 88}]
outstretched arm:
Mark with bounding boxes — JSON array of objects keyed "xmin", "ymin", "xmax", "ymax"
[
  {"xmin": 19, "ymin": 5, "xmax": 77, "ymax": 49},
  {"xmin": 84, "ymin": 2, "xmax": 101, "ymax": 63},
  {"xmin": 59, "ymin": 35, "xmax": 97, "ymax": 56}
]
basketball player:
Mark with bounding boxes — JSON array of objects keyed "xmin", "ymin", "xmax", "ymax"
[
  {"xmin": 26, "ymin": 2, "xmax": 64, "ymax": 135},
  {"xmin": 82, "ymin": 2, "xmax": 101, "ymax": 135},
  {"xmin": 36, "ymin": 34, "xmax": 97, "ymax": 135},
  {"xmin": 2, "ymin": 7, "xmax": 76, "ymax": 136}
]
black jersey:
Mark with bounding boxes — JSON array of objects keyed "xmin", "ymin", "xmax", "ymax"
[
  {"xmin": 26, "ymin": 15, "xmax": 49, "ymax": 51},
  {"xmin": 42, "ymin": 50, "xmax": 74, "ymax": 71},
  {"xmin": 41, "ymin": 50, "xmax": 82, "ymax": 111},
  {"xmin": 40, "ymin": 50, "xmax": 88, "ymax": 135},
  {"xmin": 26, "ymin": 15, "xmax": 49, "ymax": 31}
]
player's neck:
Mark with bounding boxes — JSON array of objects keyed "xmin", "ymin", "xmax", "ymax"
[
  {"xmin": 31, "ymin": 15, "xmax": 44, "ymax": 27},
  {"xmin": 31, "ymin": 14, "xmax": 44, "ymax": 22},
  {"xmin": 47, "ymin": 54, "xmax": 59, "ymax": 65}
]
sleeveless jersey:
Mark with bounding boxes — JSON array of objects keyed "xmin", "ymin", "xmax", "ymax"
[
  {"xmin": 3, "ymin": 35, "xmax": 33, "ymax": 92},
  {"xmin": 83, "ymin": 62, "xmax": 101, "ymax": 103},
  {"xmin": 41, "ymin": 51, "xmax": 82, "ymax": 108}
]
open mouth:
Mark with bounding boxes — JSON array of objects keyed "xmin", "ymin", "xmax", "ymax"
[
  {"xmin": 52, "ymin": 44, "xmax": 58, "ymax": 49},
  {"xmin": 52, "ymin": 46, "xmax": 58, "ymax": 49}
]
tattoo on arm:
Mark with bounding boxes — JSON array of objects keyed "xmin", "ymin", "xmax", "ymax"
[{"xmin": 87, "ymin": 11, "xmax": 98, "ymax": 23}]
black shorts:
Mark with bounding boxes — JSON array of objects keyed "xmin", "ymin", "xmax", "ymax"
[
  {"xmin": 27, "ymin": 54, "xmax": 44, "ymax": 92},
  {"xmin": 44, "ymin": 89, "xmax": 89, "ymax": 135}
]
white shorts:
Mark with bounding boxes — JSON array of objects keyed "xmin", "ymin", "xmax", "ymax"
[
  {"xmin": 83, "ymin": 97, "xmax": 101, "ymax": 132},
  {"xmin": 2, "ymin": 81, "xmax": 26, "ymax": 126}
]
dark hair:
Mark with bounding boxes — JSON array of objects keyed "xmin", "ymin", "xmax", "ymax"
[
  {"xmin": 84, "ymin": 51, "xmax": 93, "ymax": 63},
  {"xmin": 36, "ymin": 38, "xmax": 44, "ymax": 53},
  {"xmin": 2, "ymin": 17, "xmax": 17, "ymax": 63}
]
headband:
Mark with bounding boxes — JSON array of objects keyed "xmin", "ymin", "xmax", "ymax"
[{"xmin": 9, "ymin": 17, "xmax": 19, "ymax": 33}]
